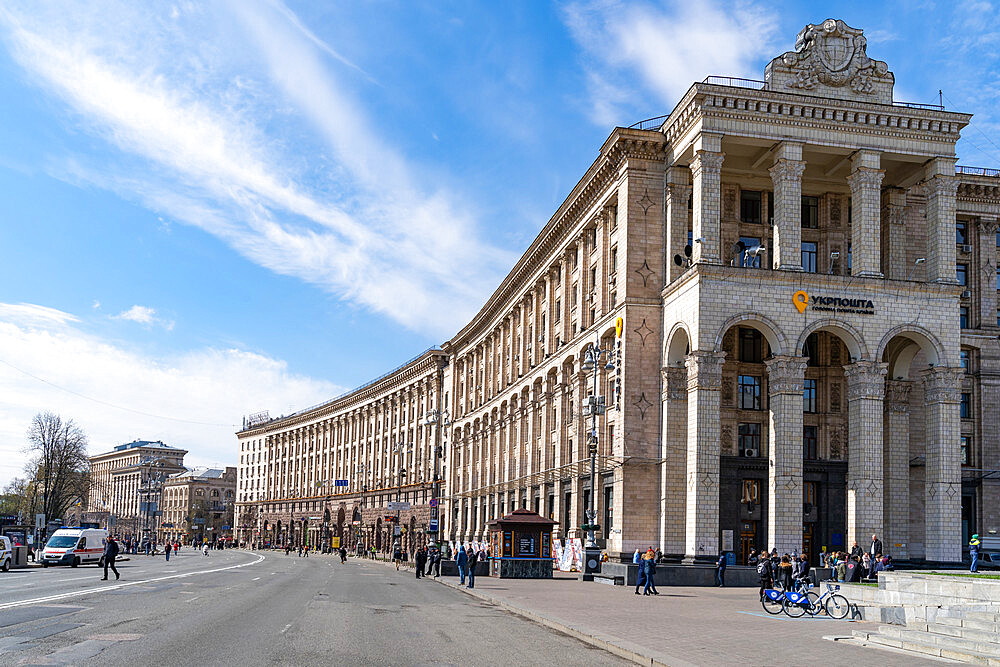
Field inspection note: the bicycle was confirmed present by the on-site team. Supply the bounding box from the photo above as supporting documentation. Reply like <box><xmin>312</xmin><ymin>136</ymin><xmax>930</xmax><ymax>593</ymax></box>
<box><xmin>801</xmin><ymin>582</ymin><xmax>851</xmax><ymax>619</ymax></box>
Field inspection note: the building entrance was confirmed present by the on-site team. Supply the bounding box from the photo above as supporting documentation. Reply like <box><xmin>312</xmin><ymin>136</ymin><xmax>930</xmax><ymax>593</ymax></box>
<box><xmin>739</xmin><ymin>522</ymin><xmax>757</xmax><ymax>566</ymax></box>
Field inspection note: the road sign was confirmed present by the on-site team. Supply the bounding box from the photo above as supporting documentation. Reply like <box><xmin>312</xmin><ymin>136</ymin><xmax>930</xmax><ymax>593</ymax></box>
<box><xmin>429</xmin><ymin>498</ymin><xmax>438</xmax><ymax>508</ymax></box>
<box><xmin>334</xmin><ymin>479</ymin><xmax>349</xmax><ymax>487</ymax></box>
<box><xmin>387</xmin><ymin>501</ymin><xmax>410</xmax><ymax>511</ymax></box>
<box><xmin>162</xmin><ymin>522</ymin><xmax>175</xmax><ymax>528</ymax></box>
<box><xmin>222</xmin><ymin>525</ymin><xmax>231</xmax><ymax>530</ymax></box>
<box><xmin>429</xmin><ymin>519</ymin><xmax>438</xmax><ymax>532</ymax></box>
<box><xmin>393</xmin><ymin>526</ymin><xmax>401</xmax><ymax>536</ymax></box>
<box><xmin>332</xmin><ymin>536</ymin><xmax>340</xmax><ymax>548</ymax></box>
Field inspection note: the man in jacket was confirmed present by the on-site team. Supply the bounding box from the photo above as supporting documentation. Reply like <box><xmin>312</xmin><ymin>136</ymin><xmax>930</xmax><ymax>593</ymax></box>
<box><xmin>849</xmin><ymin>541</ymin><xmax>863</xmax><ymax>559</ymax></box>
<box><xmin>757</xmin><ymin>550</ymin><xmax>772</xmax><ymax>598</ymax></box>
<box><xmin>415</xmin><ymin>547</ymin><xmax>427</xmax><ymax>579</ymax></box>
<box><xmin>715</xmin><ymin>552</ymin><xmax>727</xmax><ymax>587</ymax></box>
<box><xmin>869</xmin><ymin>534</ymin><xmax>883</xmax><ymax>561</ymax></box>
<box><xmin>466</xmin><ymin>548</ymin><xmax>478</xmax><ymax>589</ymax></box>
<box><xmin>970</xmin><ymin>534</ymin><xmax>981</xmax><ymax>573</ymax></box>
<box><xmin>101</xmin><ymin>536</ymin><xmax>120</xmax><ymax>581</ymax></box>
<box><xmin>457</xmin><ymin>545</ymin><xmax>468</xmax><ymax>585</ymax></box>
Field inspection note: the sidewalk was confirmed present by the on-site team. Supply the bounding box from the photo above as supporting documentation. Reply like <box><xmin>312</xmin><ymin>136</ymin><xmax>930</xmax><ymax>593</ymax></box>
<box><xmin>370</xmin><ymin>558</ymin><xmax>943</xmax><ymax>666</ymax></box>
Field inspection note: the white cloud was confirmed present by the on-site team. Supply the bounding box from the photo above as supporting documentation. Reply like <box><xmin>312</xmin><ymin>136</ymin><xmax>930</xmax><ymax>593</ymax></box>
<box><xmin>0</xmin><ymin>1</ymin><xmax>513</xmax><ymax>338</ymax></box>
<box><xmin>0</xmin><ymin>302</ymin><xmax>342</xmax><ymax>486</ymax></box>
<box><xmin>562</xmin><ymin>0</ymin><xmax>779</xmax><ymax>124</ymax></box>
<box><xmin>113</xmin><ymin>305</ymin><xmax>174</xmax><ymax>331</ymax></box>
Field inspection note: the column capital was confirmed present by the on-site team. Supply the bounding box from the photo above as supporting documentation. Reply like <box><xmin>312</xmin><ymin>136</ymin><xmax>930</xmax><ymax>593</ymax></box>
<box><xmin>885</xmin><ymin>379</ymin><xmax>913</xmax><ymax>412</ymax></box>
<box><xmin>977</xmin><ymin>215</ymin><xmax>999</xmax><ymax>235</ymax></box>
<box><xmin>924</xmin><ymin>173</ymin><xmax>959</xmax><ymax>200</ymax></box>
<box><xmin>920</xmin><ymin>366</ymin><xmax>963</xmax><ymax>404</ymax></box>
<box><xmin>846</xmin><ymin>167</ymin><xmax>885</xmax><ymax>192</ymax></box>
<box><xmin>685</xmin><ymin>350</ymin><xmax>726</xmax><ymax>390</ymax></box>
<box><xmin>768</xmin><ymin>158</ymin><xmax>806</xmax><ymax>184</ymax></box>
<box><xmin>764</xmin><ymin>356</ymin><xmax>808</xmax><ymax>394</ymax></box>
<box><xmin>690</xmin><ymin>150</ymin><xmax>724</xmax><ymax>177</ymax></box>
<box><xmin>665</xmin><ymin>181</ymin><xmax>692</xmax><ymax>203</ymax></box>
<box><xmin>843</xmin><ymin>361</ymin><xmax>888</xmax><ymax>400</ymax></box>
<box><xmin>660</xmin><ymin>366</ymin><xmax>687</xmax><ymax>400</ymax></box>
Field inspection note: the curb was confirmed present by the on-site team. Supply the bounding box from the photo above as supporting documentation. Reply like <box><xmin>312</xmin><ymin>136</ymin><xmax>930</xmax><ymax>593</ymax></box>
<box><xmin>365</xmin><ymin>557</ymin><xmax>697</xmax><ymax>667</ymax></box>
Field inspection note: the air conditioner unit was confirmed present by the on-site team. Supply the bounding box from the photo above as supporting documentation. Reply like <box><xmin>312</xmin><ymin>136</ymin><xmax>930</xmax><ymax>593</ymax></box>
<box><xmin>743</xmin><ymin>448</ymin><xmax>759</xmax><ymax>458</ymax></box>
<box><xmin>961</xmin><ymin>290</ymin><xmax>971</xmax><ymax>299</ymax></box>
<box><xmin>960</xmin><ymin>244</ymin><xmax>973</xmax><ymax>253</ymax></box>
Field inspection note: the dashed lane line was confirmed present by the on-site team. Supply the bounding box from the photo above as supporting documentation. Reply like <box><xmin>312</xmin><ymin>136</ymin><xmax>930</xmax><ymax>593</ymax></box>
<box><xmin>0</xmin><ymin>554</ymin><xmax>266</xmax><ymax>611</ymax></box>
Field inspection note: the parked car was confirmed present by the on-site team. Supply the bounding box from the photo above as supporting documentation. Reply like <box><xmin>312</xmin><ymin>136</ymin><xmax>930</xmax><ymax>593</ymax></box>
<box><xmin>40</xmin><ymin>528</ymin><xmax>108</xmax><ymax>567</ymax></box>
<box><xmin>0</xmin><ymin>536</ymin><xmax>12</xmax><ymax>572</ymax></box>
<box><xmin>965</xmin><ymin>551</ymin><xmax>1000</xmax><ymax>571</ymax></box>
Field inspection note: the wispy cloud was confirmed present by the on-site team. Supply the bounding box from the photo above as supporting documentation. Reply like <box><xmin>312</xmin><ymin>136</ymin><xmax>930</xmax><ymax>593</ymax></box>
<box><xmin>0</xmin><ymin>1</ymin><xmax>513</xmax><ymax>338</ymax></box>
<box><xmin>562</xmin><ymin>0</ymin><xmax>778</xmax><ymax>125</ymax></box>
<box><xmin>113</xmin><ymin>305</ymin><xmax>174</xmax><ymax>331</ymax></box>
<box><xmin>0</xmin><ymin>301</ymin><xmax>341</xmax><ymax>484</ymax></box>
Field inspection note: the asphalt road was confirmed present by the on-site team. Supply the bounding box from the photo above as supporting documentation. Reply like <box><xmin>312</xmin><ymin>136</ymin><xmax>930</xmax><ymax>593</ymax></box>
<box><xmin>0</xmin><ymin>550</ymin><xmax>626</xmax><ymax>666</ymax></box>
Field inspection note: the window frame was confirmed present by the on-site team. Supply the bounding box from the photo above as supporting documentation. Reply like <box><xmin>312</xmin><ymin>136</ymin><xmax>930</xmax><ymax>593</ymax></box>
<box><xmin>737</xmin><ymin>422</ymin><xmax>762</xmax><ymax>457</ymax></box>
<box><xmin>740</xmin><ymin>189</ymin><xmax>762</xmax><ymax>225</ymax></box>
<box><xmin>738</xmin><ymin>375</ymin><xmax>762</xmax><ymax>410</ymax></box>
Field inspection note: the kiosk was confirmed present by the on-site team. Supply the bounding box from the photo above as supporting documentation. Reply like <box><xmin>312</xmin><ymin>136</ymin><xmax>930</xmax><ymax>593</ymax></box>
<box><xmin>487</xmin><ymin>509</ymin><xmax>556</xmax><ymax>579</ymax></box>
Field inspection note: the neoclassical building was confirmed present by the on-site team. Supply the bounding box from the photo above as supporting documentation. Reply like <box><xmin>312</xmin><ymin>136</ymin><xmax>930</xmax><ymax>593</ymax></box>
<box><xmin>237</xmin><ymin>20</ymin><xmax>999</xmax><ymax>564</ymax></box>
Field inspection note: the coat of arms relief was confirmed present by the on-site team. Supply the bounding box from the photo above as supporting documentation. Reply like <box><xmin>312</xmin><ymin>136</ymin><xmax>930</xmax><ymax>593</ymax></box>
<box><xmin>765</xmin><ymin>19</ymin><xmax>894</xmax><ymax>104</ymax></box>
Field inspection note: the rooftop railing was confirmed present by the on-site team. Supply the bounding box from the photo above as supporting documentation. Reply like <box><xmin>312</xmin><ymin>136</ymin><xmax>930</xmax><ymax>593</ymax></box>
<box><xmin>956</xmin><ymin>165</ymin><xmax>1000</xmax><ymax>177</ymax></box>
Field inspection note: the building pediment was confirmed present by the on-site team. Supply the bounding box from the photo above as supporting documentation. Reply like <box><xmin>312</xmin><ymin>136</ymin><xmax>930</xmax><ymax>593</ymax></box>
<box><xmin>765</xmin><ymin>19</ymin><xmax>893</xmax><ymax>104</ymax></box>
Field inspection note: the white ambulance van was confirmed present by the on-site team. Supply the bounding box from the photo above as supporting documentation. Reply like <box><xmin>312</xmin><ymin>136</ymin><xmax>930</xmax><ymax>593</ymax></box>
<box><xmin>40</xmin><ymin>527</ymin><xmax>108</xmax><ymax>568</ymax></box>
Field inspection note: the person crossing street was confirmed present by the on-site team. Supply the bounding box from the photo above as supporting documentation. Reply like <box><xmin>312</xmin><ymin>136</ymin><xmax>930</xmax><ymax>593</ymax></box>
<box><xmin>165</xmin><ymin>542</ymin><xmax>172</xmax><ymax>562</ymax></box>
<box><xmin>101</xmin><ymin>535</ymin><xmax>120</xmax><ymax>581</ymax></box>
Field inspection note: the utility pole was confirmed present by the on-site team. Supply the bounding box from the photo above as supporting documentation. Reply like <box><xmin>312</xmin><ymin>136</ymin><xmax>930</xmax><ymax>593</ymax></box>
<box><xmin>580</xmin><ymin>334</ymin><xmax>615</xmax><ymax>581</ymax></box>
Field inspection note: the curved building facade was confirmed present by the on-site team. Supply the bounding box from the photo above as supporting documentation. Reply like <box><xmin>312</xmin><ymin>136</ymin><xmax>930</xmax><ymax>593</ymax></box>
<box><xmin>237</xmin><ymin>20</ymin><xmax>1000</xmax><ymax>564</ymax></box>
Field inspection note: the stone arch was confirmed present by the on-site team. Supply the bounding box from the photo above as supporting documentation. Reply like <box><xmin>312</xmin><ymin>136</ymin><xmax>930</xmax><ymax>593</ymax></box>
<box><xmin>877</xmin><ymin>324</ymin><xmax>946</xmax><ymax>379</ymax></box>
<box><xmin>713</xmin><ymin>312</ymin><xmax>788</xmax><ymax>356</ymax></box>
<box><xmin>665</xmin><ymin>322</ymin><xmax>692</xmax><ymax>366</ymax></box>
<box><xmin>795</xmin><ymin>318</ymin><xmax>870</xmax><ymax>362</ymax></box>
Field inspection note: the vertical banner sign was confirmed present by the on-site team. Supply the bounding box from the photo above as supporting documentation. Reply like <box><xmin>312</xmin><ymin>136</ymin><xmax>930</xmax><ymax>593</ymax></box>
<box><xmin>614</xmin><ymin>317</ymin><xmax>624</xmax><ymax>409</ymax></box>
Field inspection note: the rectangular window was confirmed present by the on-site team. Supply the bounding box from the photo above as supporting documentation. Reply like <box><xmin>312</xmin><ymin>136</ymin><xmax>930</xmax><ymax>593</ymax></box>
<box><xmin>767</xmin><ymin>191</ymin><xmax>774</xmax><ymax>225</ymax></box>
<box><xmin>801</xmin><ymin>241</ymin><xmax>818</xmax><ymax>273</ymax></box>
<box><xmin>610</xmin><ymin>205</ymin><xmax>618</xmax><ymax>231</ymax></box>
<box><xmin>738</xmin><ymin>423</ymin><xmax>761</xmax><ymax>457</ymax></box>
<box><xmin>739</xmin><ymin>236</ymin><xmax>763</xmax><ymax>268</ymax></box>
<box><xmin>554</xmin><ymin>299</ymin><xmax>561</xmax><ymax>323</ymax></box>
<box><xmin>741</xmin><ymin>479</ymin><xmax>760</xmax><ymax>504</ymax></box>
<box><xmin>956</xmin><ymin>221</ymin><xmax>968</xmax><ymax>245</ymax></box>
<box><xmin>590</xmin><ymin>265</ymin><xmax>597</xmax><ymax>292</ymax></box>
<box><xmin>996</xmin><ymin>268</ymin><xmax>999</xmax><ymax>291</ymax></box>
<box><xmin>803</xmin><ymin>425</ymin><xmax>818</xmax><ymax>460</ymax></box>
<box><xmin>610</xmin><ymin>246</ymin><xmax>618</xmax><ymax>273</ymax></box>
<box><xmin>960</xmin><ymin>392</ymin><xmax>971</xmax><ymax>419</ymax></box>
<box><xmin>961</xmin><ymin>436</ymin><xmax>971</xmax><ymax>466</ymax></box>
<box><xmin>960</xmin><ymin>349</ymin><xmax>970</xmax><ymax>373</ymax></box>
<box><xmin>740</xmin><ymin>190</ymin><xmax>762</xmax><ymax>224</ymax></box>
<box><xmin>610</xmin><ymin>291</ymin><xmax>617</xmax><ymax>308</ymax></box>
<box><xmin>572</xmin><ymin>282</ymin><xmax>578</xmax><ymax>307</ymax></box>
<box><xmin>801</xmin><ymin>196</ymin><xmax>819</xmax><ymax>228</ymax></box>
<box><xmin>960</xmin><ymin>306</ymin><xmax>969</xmax><ymax>329</ymax></box>
<box><xmin>847</xmin><ymin>243</ymin><xmax>852</xmax><ymax>272</ymax></box>
<box><xmin>803</xmin><ymin>379</ymin><xmax>817</xmax><ymax>413</ymax></box>
<box><xmin>957</xmin><ymin>264</ymin><xmax>968</xmax><ymax>286</ymax></box>
<box><xmin>603</xmin><ymin>486</ymin><xmax>613</xmax><ymax>533</ymax></box>
<box><xmin>738</xmin><ymin>375</ymin><xmax>762</xmax><ymax>410</ymax></box>
<box><xmin>739</xmin><ymin>328</ymin><xmax>763</xmax><ymax>363</ymax></box>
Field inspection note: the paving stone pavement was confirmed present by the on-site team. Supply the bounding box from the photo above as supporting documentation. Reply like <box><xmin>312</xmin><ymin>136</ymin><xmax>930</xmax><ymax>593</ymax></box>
<box><xmin>376</xmin><ymin>559</ymin><xmax>946</xmax><ymax>666</ymax></box>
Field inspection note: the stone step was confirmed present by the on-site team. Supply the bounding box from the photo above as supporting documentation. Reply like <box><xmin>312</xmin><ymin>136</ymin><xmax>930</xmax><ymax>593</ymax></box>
<box><xmin>853</xmin><ymin>630</ymin><xmax>1000</xmax><ymax>664</ymax></box>
<box><xmin>877</xmin><ymin>626</ymin><xmax>1000</xmax><ymax>658</ymax></box>
<box><xmin>965</xmin><ymin>611</ymin><xmax>1000</xmax><ymax>624</ymax></box>
<box><xmin>927</xmin><ymin>622</ymin><xmax>1000</xmax><ymax>643</ymax></box>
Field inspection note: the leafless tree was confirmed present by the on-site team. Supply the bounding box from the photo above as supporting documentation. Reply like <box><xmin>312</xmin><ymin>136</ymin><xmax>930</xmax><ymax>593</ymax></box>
<box><xmin>23</xmin><ymin>412</ymin><xmax>91</xmax><ymax>532</ymax></box>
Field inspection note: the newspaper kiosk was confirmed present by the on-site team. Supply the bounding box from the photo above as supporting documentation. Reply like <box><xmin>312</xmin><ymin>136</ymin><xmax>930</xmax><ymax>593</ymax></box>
<box><xmin>487</xmin><ymin>509</ymin><xmax>556</xmax><ymax>579</ymax></box>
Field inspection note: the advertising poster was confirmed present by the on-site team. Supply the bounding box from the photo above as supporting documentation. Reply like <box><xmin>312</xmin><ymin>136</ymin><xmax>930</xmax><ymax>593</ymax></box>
<box><xmin>568</xmin><ymin>538</ymin><xmax>584</xmax><ymax>571</ymax></box>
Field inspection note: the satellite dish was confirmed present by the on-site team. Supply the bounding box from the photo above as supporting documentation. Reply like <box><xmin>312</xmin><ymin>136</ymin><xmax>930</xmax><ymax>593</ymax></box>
<box><xmin>673</xmin><ymin>254</ymin><xmax>684</xmax><ymax>266</ymax></box>
<box><xmin>684</xmin><ymin>244</ymin><xmax>692</xmax><ymax>257</ymax></box>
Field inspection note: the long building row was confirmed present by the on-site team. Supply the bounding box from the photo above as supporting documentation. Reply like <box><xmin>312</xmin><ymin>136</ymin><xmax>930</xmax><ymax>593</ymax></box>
<box><xmin>235</xmin><ymin>20</ymin><xmax>1000</xmax><ymax>564</ymax></box>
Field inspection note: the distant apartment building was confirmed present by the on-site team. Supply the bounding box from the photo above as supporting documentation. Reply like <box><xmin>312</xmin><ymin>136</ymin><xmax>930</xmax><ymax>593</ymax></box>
<box><xmin>160</xmin><ymin>467</ymin><xmax>237</xmax><ymax>545</ymax></box>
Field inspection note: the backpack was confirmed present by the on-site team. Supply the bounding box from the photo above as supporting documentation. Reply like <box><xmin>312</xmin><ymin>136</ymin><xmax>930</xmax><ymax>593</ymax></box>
<box><xmin>757</xmin><ymin>560</ymin><xmax>768</xmax><ymax>576</ymax></box>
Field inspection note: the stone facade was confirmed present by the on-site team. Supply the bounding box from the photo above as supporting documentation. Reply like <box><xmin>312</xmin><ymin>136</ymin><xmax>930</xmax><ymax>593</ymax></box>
<box><xmin>237</xmin><ymin>20</ymin><xmax>1000</xmax><ymax>565</ymax></box>
<box><xmin>159</xmin><ymin>467</ymin><xmax>236</xmax><ymax>545</ymax></box>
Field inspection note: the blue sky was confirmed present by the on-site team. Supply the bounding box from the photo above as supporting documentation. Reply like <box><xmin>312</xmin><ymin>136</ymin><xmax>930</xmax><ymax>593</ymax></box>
<box><xmin>1</xmin><ymin>1</ymin><xmax>999</xmax><ymax>485</ymax></box>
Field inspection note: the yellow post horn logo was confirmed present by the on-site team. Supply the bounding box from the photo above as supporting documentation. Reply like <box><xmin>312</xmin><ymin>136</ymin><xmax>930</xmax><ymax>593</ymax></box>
<box><xmin>793</xmin><ymin>291</ymin><xmax>809</xmax><ymax>314</ymax></box>
<box><xmin>615</xmin><ymin>317</ymin><xmax>624</xmax><ymax>338</ymax></box>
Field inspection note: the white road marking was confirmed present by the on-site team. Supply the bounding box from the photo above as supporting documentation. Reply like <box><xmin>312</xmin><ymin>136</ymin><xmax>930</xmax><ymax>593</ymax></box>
<box><xmin>252</xmin><ymin>577</ymin><xmax>261</xmax><ymax>581</ymax></box>
<box><xmin>281</xmin><ymin>624</ymin><xmax>292</xmax><ymax>634</ymax></box>
<box><xmin>0</xmin><ymin>554</ymin><xmax>267</xmax><ymax>610</ymax></box>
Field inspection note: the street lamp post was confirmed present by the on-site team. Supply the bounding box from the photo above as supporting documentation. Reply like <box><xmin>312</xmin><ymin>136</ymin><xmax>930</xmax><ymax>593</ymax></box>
<box><xmin>423</xmin><ymin>399</ymin><xmax>450</xmax><ymax>545</ymax></box>
<box><xmin>580</xmin><ymin>337</ymin><xmax>614</xmax><ymax>579</ymax></box>
<box><xmin>391</xmin><ymin>441</ymin><xmax>411</xmax><ymax>553</ymax></box>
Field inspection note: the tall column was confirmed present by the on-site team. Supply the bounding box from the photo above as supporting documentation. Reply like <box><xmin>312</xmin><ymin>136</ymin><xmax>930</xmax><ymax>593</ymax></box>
<box><xmin>660</xmin><ymin>366</ymin><xmax>688</xmax><ymax>557</ymax></box>
<box><xmin>847</xmin><ymin>150</ymin><xmax>884</xmax><ymax>277</ymax></box>
<box><xmin>978</xmin><ymin>217</ymin><xmax>999</xmax><ymax>328</ymax></box>
<box><xmin>769</xmin><ymin>143</ymin><xmax>806</xmax><ymax>271</ymax></box>
<box><xmin>881</xmin><ymin>187</ymin><xmax>907</xmax><ymax>280</ymax></box>
<box><xmin>924</xmin><ymin>158</ymin><xmax>959</xmax><ymax>283</ymax></box>
<box><xmin>765</xmin><ymin>356</ymin><xmax>808</xmax><ymax>554</ymax></box>
<box><xmin>843</xmin><ymin>361</ymin><xmax>888</xmax><ymax>548</ymax></box>
<box><xmin>883</xmin><ymin>380</ymin><xmax>911</xmax><ymax>559</ymax></box>
<box><xmin>921</xmin><ymin>367</ymin><xmax>963</xmax><ymax>562</ymax></box>
<box><xmin>665</xmin><ymin>167</ymin><xmax>692</xmax><ymax>282</ymax></box>
<box><xmin>684</xmin><ymin>350</ymin><xmax>725</xmax><ymax>562</ymax></box>
<box><xmin>690</xmin><ymin>135</ymin><xmax>724</xmax><ymax>265</ymax></box>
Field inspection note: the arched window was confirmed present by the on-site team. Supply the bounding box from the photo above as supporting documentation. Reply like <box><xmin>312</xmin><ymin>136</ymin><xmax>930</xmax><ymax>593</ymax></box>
<box><xmin>195</xmin><ymin>489</ymin><xmax>204</xmax><ymax>497</ymax></box>
<box><xmin>211</xmin><ymin>489</ymin><xmax>220</xmax><ymax>498</ymax></box>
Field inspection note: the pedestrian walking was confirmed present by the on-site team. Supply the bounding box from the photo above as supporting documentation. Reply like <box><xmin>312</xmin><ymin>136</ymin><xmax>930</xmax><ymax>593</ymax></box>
<box><xmin>304</xmin><ymin>545</ymin><xmax>310</xmax><ymax>558</ymax></box>
<box><xmin>642</xmin><ymin>547</ymin><xmax>658</xmax><ymax>595</ymax></box>
<box><xmin>457</xmin><ymin>545</ymin><xmax>468</xmax><ymax>585</ymax></box>
<box><xmin>392</xmin><ymin>542</ymin><xmax>402</xmax><ymax>570</ymax></box>
<box><xmin>430</xmin><ymin>544</ymin><xmax>441</xmax><ymax>577</ymax></box>
<box><xmin>466</xmin><ymin>547</ymin><xmax>478</xmax><ymax>589</ymax></box>
<box><xmin>339</xmin><ymin>546</ymin><xmax>347</xmax><ymax>563</ymax></box>
<box><xmin>715</xmin><ymin>552</ymin><xmax>727</xmax><ymax>587</ymax></box>
<box><xmin>165</xmin><ymin>542</ymin><xmax>172</xmax><ymax>562</ymax></box>
<box><xmin>101</xmin><ymin>536</ymin><xmax>120</xmax><ymax>581</ymax></box>
<box><xmin>634</xmin><ymin>551</ymin><xmax>647</xmax><ymax>595</ymax></box>
<box><xmin>415</xmin><ymin>547</ymin><xmax>427</xmax><ymax>579</ymax></box>
<box><xmin>970</xmin><ymin>534</ymin><xmax>981</xmax><ymax>573</ymax></box>
<box><xmin>203</xmin><ymin>543</ymin><xmax>210</xmax><ymax>557</ymax></box>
